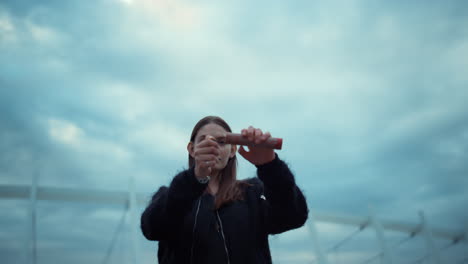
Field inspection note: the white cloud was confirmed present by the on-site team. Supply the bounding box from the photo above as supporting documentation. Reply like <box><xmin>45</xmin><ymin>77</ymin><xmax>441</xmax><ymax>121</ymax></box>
<box><xmin>135</xmin><ymin>0</ymin><xmax>206</xmax><ymax>30</ymax></box>
<box><xmin>93</xmin><ymin>81</ymin><xmax>155</xmax><ymax>122</ymax></box>
<box><xmin>117</xmin><ymin>0</ymin><xmax>134</xmax><ymax>5</ymax></box>
<box><xmin>435</xmin><ymin>131</ymin><xmax>467</xmax><ymax>168</ymax></box>
<box><xmin>128</xmin><ymin>121</ymin><xmax>187</xmax><ymax>160</ymax></box>
<box><xmin>375</xmin><ymin>15</ymin><xmax>401</xmax><ymax>42</ymax></box>
<box><xmin>2</xmin><ymin>1</ymin><xmax>468</xmax><ymax>263</ymax></box>
<box><xmin>48</xmin><ymin>118</ymin><xmax>83</xmax><ymax>146</ymax></box>
<box><xmin>0</xmin><ymin>10</ymin><xmax>17</xmax><ymax>44</ymax></box>
<box><xmin>25</xmin><ymin>20</ymin><xmax>62</xmax><ymax>45</ymax></box>
<box><xmin>47</xmin><ymin>118</ymin><xmax>132</xmax><ymax>162</ymax></box>
<box><xmin>0</xmin><ymin>12</ymin><xmax>14</xmax><ymax>31</ymax></box>
<box><xmin>445</xmin><ymin>37</ymin><xmax>468</xmax><ymax>83</ymax></box>
<box><xmin>380</xmin><ymin>105</ymin><xmax>459</xmax><ymax>144</ymax></box>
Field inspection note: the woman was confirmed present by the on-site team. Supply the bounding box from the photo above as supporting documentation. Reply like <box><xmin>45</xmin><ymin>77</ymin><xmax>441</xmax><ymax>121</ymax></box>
<box><xmin>141</xmin><ymin>116</ymin><xmax>308</xmax><ymax>264</ymax></box>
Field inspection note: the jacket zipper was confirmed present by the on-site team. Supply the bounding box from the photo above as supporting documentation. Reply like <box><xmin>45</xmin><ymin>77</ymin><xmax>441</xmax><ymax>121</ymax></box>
<box><xmin>216</xmin><ymin>211</ymin><xmax>230</xmax><ymax>264</ymax></box>
<box><xmin>190</xmin><ymin>198</ymin><xmax>202</xmax><ymax>264</ymax></box>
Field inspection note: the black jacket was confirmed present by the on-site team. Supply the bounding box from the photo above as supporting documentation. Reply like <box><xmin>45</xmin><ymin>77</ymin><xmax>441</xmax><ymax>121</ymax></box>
<box><xmin>141</xmin><ymin>155</ymin><xmax>308</xmax><ymax>264</ymax></box>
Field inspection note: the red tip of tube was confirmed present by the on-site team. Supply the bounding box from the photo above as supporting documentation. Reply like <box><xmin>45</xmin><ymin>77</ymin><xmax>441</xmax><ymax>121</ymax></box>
<box><xmin>276</xmin><ymin>138</ymin><xmax>283</xmax><ymax>150</ymax></box>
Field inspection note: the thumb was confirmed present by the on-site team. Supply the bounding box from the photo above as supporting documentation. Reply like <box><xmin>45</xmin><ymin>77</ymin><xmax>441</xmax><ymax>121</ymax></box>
<box><xmin>207</xmin><ymin>166</ymin><xmax>212</xmax><ymax>176</ymax></box>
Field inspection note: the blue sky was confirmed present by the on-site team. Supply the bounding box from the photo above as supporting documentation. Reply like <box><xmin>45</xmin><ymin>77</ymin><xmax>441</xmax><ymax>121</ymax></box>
<box><xmin>1</xmin><ymin>0</ymin><xmax>468</xmax><ymax>263</ymax></box>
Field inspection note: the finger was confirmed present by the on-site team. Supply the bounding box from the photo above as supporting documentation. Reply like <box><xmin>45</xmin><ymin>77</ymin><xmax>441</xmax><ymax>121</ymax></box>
<box><xmin>196</xmin><ymin>158</ymin><xmax>217</xmax><ymax>170</ymax></box>
<box><xmin>247</xmin><ymin>126</ymin><xmax>255</xmax><ymax>141</ymax></box>
<box><xmin>198</xmin><ymin>161</ymin><xmax>215</xmax><ymax>170</ymax></box>
<box><xmin>206</xmin><ymin>135</ymin><xmax>217</xmax><ymax>142</ymax></box>
<box><xmin>195</xmin><ymin>144</ymin><xmax>219</xmax><ymax>152</ymax></box>
<box><xmin>196</xmin><ymin>138</ymin><xmax>219</xmax><ymax>148</ymax></box>
<box><xmin>260</xmin><ymin>131</ymin><xmax>271</xmax><ymax>142</ymax></box>
<box><xmin>195</xmin><ymin>143</ymin><xmax>220</xmax><ymax>155</ymax></box>
<box><xmin>196</xmin><ymin>154</ymin><xmax>218</xmax><ymax>163</ymax></box>
<box><xmin>197</xmin><ymin>161</ymin><xmax>213</xmax><ymax>176</ymax></box>
<box><xmin>254</xmin><ymin>128</ymin><xmax>262</xmax><ymax>144</ymax></box>
<box><xmin>241</xmin><ymin>129</ymin><xmax>248</xmax><ymax>137</ymax></box>
<box><xmin>194</xmin><ymin>146</ymin><xmax>219</xmax><ymax>156</ymax></box>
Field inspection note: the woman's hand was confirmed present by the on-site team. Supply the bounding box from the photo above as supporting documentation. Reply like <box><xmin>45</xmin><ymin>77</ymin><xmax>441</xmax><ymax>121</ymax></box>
<box><xmin>192</xmin><ymin>135</ymin><xmax>220</xmax><ymax>179</ymax></box>
<box><xmin>238</xmin><ymin>126</ymin><xmax>275</xmax><ymax>166</ymax></box>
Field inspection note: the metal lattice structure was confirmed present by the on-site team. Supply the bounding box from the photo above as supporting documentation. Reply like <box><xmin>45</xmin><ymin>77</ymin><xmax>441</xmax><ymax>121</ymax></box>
<box><xmin>1</xmin><ymin>183</ymin><xmax>467</xmax><ymax>264</ymax></box>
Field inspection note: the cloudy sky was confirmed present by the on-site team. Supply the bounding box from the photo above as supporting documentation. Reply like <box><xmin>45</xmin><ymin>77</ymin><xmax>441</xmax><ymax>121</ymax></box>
<box><xmin>1</xmin><ymin>0</ymin><xmax>467</xmax><ymax>263</ymax></box>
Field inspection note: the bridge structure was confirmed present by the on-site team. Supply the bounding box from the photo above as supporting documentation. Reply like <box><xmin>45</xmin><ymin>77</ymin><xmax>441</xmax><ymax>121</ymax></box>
<box><xmin>1</xmin><ymin>182</ymin><xmax>467</xmax><ymax>264</ymax></box>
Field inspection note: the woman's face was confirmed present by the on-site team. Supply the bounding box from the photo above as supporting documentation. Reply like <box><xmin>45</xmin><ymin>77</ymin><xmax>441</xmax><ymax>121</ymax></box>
<box><xmin>192</xmin><ymin>123</ymin><xmax>236</xmax><ymax>171</ymax></box>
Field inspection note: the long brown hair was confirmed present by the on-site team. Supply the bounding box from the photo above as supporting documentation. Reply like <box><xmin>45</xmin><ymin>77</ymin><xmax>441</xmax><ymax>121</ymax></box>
<box><xmin>189</xmin><ymin>116</ymin><xmax>248</xmax><ymax>209</ymax></box>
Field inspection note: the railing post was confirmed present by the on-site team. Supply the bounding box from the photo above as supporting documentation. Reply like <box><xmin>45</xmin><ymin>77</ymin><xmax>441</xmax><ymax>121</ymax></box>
<box><xmin>464</xmin><ymin>223</ymin><xmax>468</xmax><ymax>261</ymax></box>
<box><xmin>369</xmin><ymin>207</ymin><xmax>394</xmax><ymax>264</ymax></box>
<box><xmin>29</xmin><ymin>172</ymin><xmax>38</xmax><ymax>264</ymax></box>
<box><xmin>419</xmin><ymin>211</ymin><xmax>441</xmax><ymax>264</ymax></box>
<box><xmin>129</xmin><ymin>177</ymin><xmax>139</xmax><ymax>264</ymax></box>
<box><xmin>307</xmin><ymin>210</ymin><xmax>329</xmax><ymax>264</ymax></box>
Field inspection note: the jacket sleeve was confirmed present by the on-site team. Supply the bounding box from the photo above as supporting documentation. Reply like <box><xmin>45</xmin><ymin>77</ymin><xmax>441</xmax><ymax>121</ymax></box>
<box><xmin>256</xmin><ymin>154</ymin><xmax>309</xmax><ymax>235</ymax></box>
<box><xmin>140</xmin><ymin>167</ymin><xmax>208</xmax><ymax>241</ymax></box>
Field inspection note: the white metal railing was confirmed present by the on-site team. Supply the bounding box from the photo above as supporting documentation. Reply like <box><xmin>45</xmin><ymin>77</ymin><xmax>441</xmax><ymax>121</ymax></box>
<box><xmin>1</xmin><ymin>184</ymin><xmax>467</xmax><ymax>264</ymax></box>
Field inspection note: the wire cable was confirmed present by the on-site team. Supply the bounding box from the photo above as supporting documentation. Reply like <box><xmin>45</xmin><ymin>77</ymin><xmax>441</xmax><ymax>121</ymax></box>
<box><xmin>405</xmin><ymin>241</ymin><xmax>456</xmax><ymax>264</ymax></box>
<box><xmin>390</xmin><ymin>235</ymin><xmax>413</xmax><ymax>249</ymax></box>
<box><xmin>102</xmin><ymin>206</ymin><xmax>128</xmax><ymax>264</ymax></box>
<box><xmin>359</xmin><ymin>252</ymin><xmax>382</xmax><ymax>264</ymax></box>
<box><xmin>358</xmin><ymin>234</ymin><xmax>418</xmax><ymax>264</ymax></box>
<box><xmin>326</xmin><ymin>227</ymin><xmax>363</xmax><ymax>253</ymax></box>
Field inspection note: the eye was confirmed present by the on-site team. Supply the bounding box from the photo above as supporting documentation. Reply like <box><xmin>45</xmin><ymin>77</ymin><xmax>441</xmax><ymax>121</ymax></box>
<box><xmin>217</xmin><ymin>139</ymin><xmax>226</xmax><ymax>145</ymax></box>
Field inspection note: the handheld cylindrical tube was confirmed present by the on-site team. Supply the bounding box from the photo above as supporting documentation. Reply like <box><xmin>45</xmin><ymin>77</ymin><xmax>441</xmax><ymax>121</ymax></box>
<box><xmin>225</xmin><ymin>133</ymin><xmax>283</xmax><ymax>150</ymax></box>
